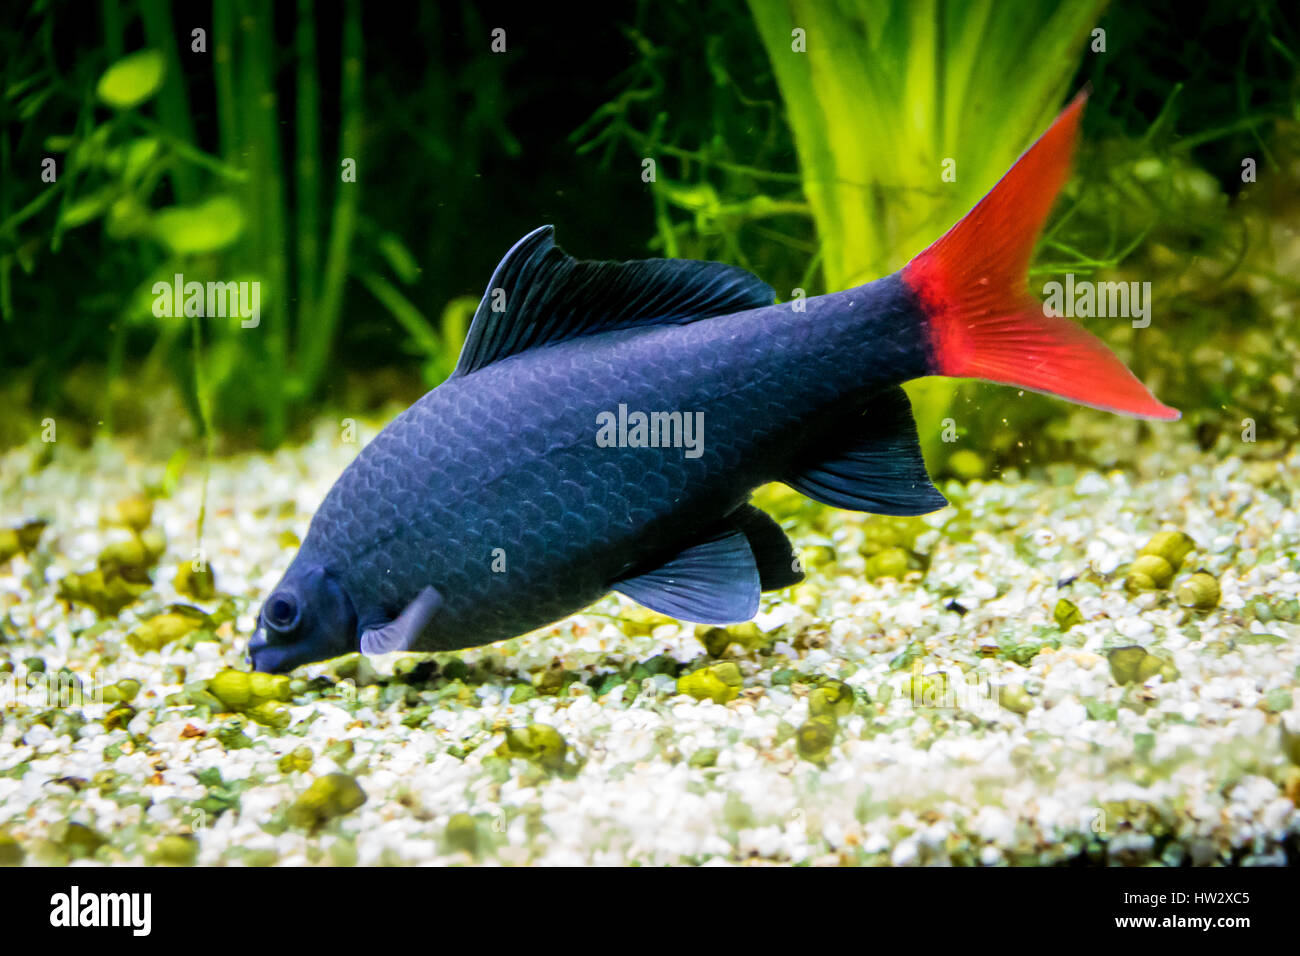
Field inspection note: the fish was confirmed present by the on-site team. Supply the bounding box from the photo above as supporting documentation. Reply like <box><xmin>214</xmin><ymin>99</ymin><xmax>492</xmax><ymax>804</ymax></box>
<box><xmin>247</xmin><ymin>92</ymin><xmax>1177</xmax><ymax>674</ymax></box>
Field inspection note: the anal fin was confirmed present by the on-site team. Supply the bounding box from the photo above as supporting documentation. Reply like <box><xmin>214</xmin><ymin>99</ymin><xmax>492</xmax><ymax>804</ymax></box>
<box><xmin>731</xmin><ymin>503</ymin><xmax>803</xmax><ymax>591</ymax></box>
<box><xmin>784</xmin><ymin>387</ymin><xmax>948</xmax><ymax>516</ymax></box>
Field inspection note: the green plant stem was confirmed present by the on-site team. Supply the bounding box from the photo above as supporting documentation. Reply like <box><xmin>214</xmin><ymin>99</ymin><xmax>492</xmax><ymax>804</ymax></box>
<box><xmin>190</xmin><ymin>309</ymin><xmax>213</xmax><ymax>550</ymax></box>
<box><xmin>100</xmin><ymin>0</ymin><xmax>124</xmax><ymax>59</ymax></box>
<box><xmin>357</xmin><ymin>272</ymin><xmax>440</xmax><ymax>356</ymax></box>
<box><xmin>295</xmin><ymin>0</ymin><xmax>321</xmax><ymax>378</ymax></box>
<box><xmin>239</xmin><ymin>0</ymin><xmax>288</xmax><ymax>445</ymax></box>
<box><xmin>212</xmin><ymin>0</ymin><xmax>238</xmax><ymax>160</ymax></box>
<box><xmin>140</xmin><ymin>0</ymin><xmax>199</xmax><ymax>202</ymax></box>
<box><xmin>124</xmin><ymin>115</ymin><xmax>249</xmax><ymax>182</ymax></box>
<box><xmin>301</xmin><ymin>0</ymin><xmax>363</xmax><ymax>399</ymax></box>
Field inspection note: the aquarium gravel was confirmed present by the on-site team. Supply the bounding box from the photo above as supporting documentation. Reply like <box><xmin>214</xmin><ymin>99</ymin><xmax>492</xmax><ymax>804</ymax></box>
<box><xmin>1</xmin><ymin>416</ymin><xmax>1297</xmax><ymax>867</ymax></box>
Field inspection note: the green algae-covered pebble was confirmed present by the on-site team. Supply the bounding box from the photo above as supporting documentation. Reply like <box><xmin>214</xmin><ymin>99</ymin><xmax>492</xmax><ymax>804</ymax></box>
<box><xmin>619</xmin><ymin>605</ymin><xmax>674</xmax><ymax>637</ymax></box>
<box><xmin>103</xmin><ymin>704</ymin><xmax>135</xmax><ymax>731</ymax></box>
<box><xmin>278</xmin><ymin>745</ymin><xmax>314</xmax><ymax>773</ymax></box>
<box><xmin>215</xmin><ymin>717</ymin><xmax>252</xmax><ymax>750</ymax></box>
<box><xmin>111</xmin><ymin>494</ymin><xmax>154</xmax><ymax>533</ymax></box>
<box><xmin>795</xmin><ymin>716</ymin><xmax>837</xmax><ymax>763</ymax></box>
<box><xmin>289</xmin><ymin>773</ymin><xmax>367</xmax><ymax>830</ymax></box>
<box><xmin>150</xmin><ymin>834</ymin><xmax>198</xmax><ymax>866</ymax></box>
<box><xmin>510</xmin><ymin>683</ymin><xmax>538</xmax><ymax>704</ymax></box>
<box><xmin>174</xmin><ymin>561</ymin><xmax>216</xmax><ymax>600</ymax></box>
<box><xmin>689</xmin><ymin>747</ymin><xmax>719</xmax><ymax>769</ymax></box>
<box><xmin>332</xmin><ymin>652</ymin><xmax>380</xmax><ymax>686</ymax></box>
<box><xmin>58</xmin><ymin>568</ymin><xmax>149</xmax><ymax>616</ymax></box>
<box><xmin>998</xmin><ymin>684</ymin><xmax>1033</xmax><ymax>716</ymax></box>
<box><xmin>532</xmin><ymin>666</ymin><xmax>573</xmax><ymax>695</ymax></box>
<box><xmin>864</xmin><ymin>546</ymin><xmax>910</xmax><ymax>580</ymax></box>
<box><xmin>248</xmin><ymin>671</ymin><xmax>292</xmax><ymax>703</ymax></box>
<box><xmin>392</xmin><ymin>656</ymin><xmax>436</xmax><ymax>683</ymax></box>
<box><xmin>241</xmin><ymin>847</ymin><xmax>280</xmax><ymax>866</ymax></box>
<box><xmin>439</xmin><ymin>658</ymin><xmax>469</xmax><ymax>682</ymax></box>
<box><xmin>15</xmin><ymin>520</ymin><xmax>46</xmax><ymax>551</ymax></box>
<box><xmin>947</xmin><ymin>449</ymin><xmax>987</xmax><ymax>481</ymax></box>
<box><xmin>809</xmin><ymin>679</ymin><xmax>855</xmax><ymax>718</ymax></box>
<box><xmin>0</xmin><ymin>529</ymin><xmax>20</xmax><ymax>565</ymax></box>
<box><xmin>1261</xmin><ymin>688</ymin><xmax>1292</xmax><ymax>713</ymax></box>
<box><xmin>126</xmin><ymin>606</ymin><xmax>208</xmax><ymax>653</ymax></box>
<box><xmin>97</xmin><ymin>536</ymin><xmax>153</xmax><ymax>581</ymax></box>
<box><xmin>699</xmin><ymin>627</ymin><xmax>733</xmax><ymax>658</ymax></box>
<box><xmin>329</xmin><ymin>837</ymin><xmax>358</xmax><ymax>866</ymax></box>
<box><xmin>1125</xmin><ymin>554</ymin><xmax>1174</xmax><ymax>592</ymax></box>
<box><xmin>523</xmin><ymin>725</ymin><xmax>568</xmax><ymax>769</ymax></box>
<box><xmin>103</xmin><ymin>677</ymin><xmax>141</xmax><ymax>703</ymax></box>
<box><xmin>1176</xmin><ymin>571</ymin><xmax>1220</xmax><ymax>610</ymax></box>
<box><xmin>799</xmin><ymin>543</ymin><xmax>837</xmax><ymax>570</ymax></box>
<box><xmin>1137</xmin><ymin>654</ymin><xmax>1166</xmax><ymax>683</ymax></box>
<box><xmin>0</xmin><ymin>829</ymin><xmax>23</xmax><ymax>865</ymax></box>
<box><xmin>1053</xmin><ymin>598</ymin><xmax>1084</xmax><ymax>630</ymax></box>
<box><xmin>630</xmin><ymin>654</ymin><xmax>679</xmax><ymax>681</ymax></box>
<box><xmin>1108</xmin><ymin>645</ymin><xmax>1164</xmax><ymax>685</ymax></box>
<box><xmin>182</xmin><ymin>680</ymin><xmax>224</xmax><ymax>711</ymax></box>
<box><xmin>497</xmin><ymin>723</ymin><xmax>568</xmax><ymax>771</ymax></box>
<box><xmin>1107</xmin><ymin>645</ymin><xmax>1146</xmax><ymax>684</ymax></box>
<box><xmin>0</xmin><ymin>520</ymin><xmax>46</xmax><ymax>563</ymax></box>
<box><xmin>1282</xmin><ymin>716</ymin><xmax>1300</xmax><ymax>766</ymax></box>
<box><xmin>400</xmin><ymin>704</ymin><xmax>434</xmax><ymax>728</ymax></box>
<box><xmin>704</xmin><ymin>622</ymin><xmax>767</xmax><ymax>654</ymax></box>
<box><xmin>52</xmin><ymin>821</ymin><xmax>106</xmax><ymax>859</ymax></box>
<box><xmin>903</xmin><ymin>671</ymin><xmax>950</xmax><ymax>707</ymax></box>
<box><xmin>445</xmin><ymin>813</ymin><xmax>479</xmax><ymax>855</ymax></box>
<box><xmin>676</xmin><ymin>662</ymin><xmax>743</xmax><ymax>704</ymax></box>
<box><xmin>1139</xmin><ymin>531</ymin><xmax>1195</xmax><ymax>571</ymax></box>
<box><xmin>860</xmin><ymin>515</ymin><xmax>924</xmax><ymax>553</ymax></box>
<box><xmin>209</xmin><ymin>668</ymin><xmax>252</xmax><ymax>709</ymax></box>
<box><xmin>139</xmin><ymin>528</ymin><xmax>166</xmax><ymax>563</ymax></box>
<box><xmin>247</xmin><ymin>700</ymin><xmax>291</xmax><ymax>731</ymax></box>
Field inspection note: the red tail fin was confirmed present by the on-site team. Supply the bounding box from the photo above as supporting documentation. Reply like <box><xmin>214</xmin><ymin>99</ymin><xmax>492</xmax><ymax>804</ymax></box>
<box><xmin>902</xmin><ymin>92</ymin><xmax>1179</xmax><ymax>421</ymax></box>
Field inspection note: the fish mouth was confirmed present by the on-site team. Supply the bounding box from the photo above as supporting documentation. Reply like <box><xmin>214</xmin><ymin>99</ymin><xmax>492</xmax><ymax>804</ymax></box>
<box><xmin>245</xmin><ymin>626</ymin><xmax>270</xmax><ymax>668</ymax></box>
<box><xmin>246</xmin><ymin>626</ymin><xmax>305</xmax><ymax>674</ymax></box>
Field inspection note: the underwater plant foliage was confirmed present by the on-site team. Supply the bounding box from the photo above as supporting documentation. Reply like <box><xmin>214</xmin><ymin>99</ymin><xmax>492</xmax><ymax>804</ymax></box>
<box><xmin>0</xmin><ymin>0</ymin><xmax>1296</xmax><ymax>466</ymax></box>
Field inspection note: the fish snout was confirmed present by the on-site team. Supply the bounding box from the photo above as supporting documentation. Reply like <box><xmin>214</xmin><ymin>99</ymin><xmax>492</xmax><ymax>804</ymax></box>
<box><xmin>246</xmin><ymin>626</ymin><xmax>270</xmax><ymax>669</ymax></box>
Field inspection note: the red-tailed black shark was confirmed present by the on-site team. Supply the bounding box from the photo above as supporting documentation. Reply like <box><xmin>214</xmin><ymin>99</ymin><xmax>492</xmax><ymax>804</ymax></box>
<box><xmin>249</xmin><ymin>93</ymin><xmax>1176</xmax><ymax>674</ymax></box>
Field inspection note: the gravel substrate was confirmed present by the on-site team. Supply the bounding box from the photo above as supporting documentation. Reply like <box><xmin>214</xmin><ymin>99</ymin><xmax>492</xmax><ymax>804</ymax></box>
<box><xmin>1</xmin><ymin>416</ymin><xmax>1297</xmax><ymax>866</ymax></box>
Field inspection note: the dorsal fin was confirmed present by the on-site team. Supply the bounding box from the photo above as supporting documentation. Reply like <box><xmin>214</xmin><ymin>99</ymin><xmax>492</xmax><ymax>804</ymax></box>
<box><xmin>452</xmin><ymin>226</ymin><xmax>775</xmax><ymax>376</ymax></box>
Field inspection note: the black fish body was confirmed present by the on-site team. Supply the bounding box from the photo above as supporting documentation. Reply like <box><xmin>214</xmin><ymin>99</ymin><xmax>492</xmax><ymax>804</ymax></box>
<box><xmin>249</xmin><ymin>94</ymin><xmax>1177</xmax><ymax>673</ymax></box>
<box><xmin>296</xmin><ymin>275</ymin><xmax>924</xmax><ymax>651</ymax></box>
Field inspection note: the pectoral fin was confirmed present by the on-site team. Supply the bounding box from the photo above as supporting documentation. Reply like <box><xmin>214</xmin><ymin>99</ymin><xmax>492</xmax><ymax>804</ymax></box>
<box><xmin>612</xmin><ymin>527</ymin><xmax>760</xmax><ymax>624</ymax></box>
<box><xmin>360</xmin><ymin>586</ymin><xmax>443</xmax><ymax>655</ymax></box>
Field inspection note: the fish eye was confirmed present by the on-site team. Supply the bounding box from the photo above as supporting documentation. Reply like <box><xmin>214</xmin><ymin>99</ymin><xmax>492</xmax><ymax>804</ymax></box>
<box><xmin>265</xmin><ymin>592</ymin><xmax>301</xmax><ymax>632</ymax></box>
